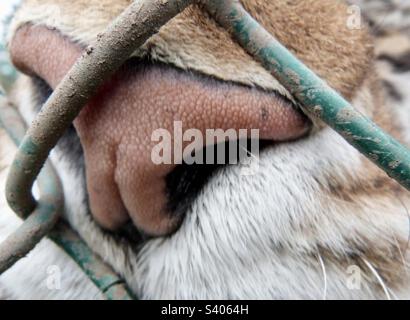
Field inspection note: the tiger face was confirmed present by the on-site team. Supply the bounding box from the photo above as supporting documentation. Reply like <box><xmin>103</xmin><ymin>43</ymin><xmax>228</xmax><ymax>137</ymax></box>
<box><xmin>1</xmin><ymin>0</ymin><xmax>410</xmax><ymax>299</ymax></box>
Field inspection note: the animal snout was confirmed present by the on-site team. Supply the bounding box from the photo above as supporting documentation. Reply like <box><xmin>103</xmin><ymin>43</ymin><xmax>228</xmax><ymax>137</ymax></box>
<box><xmin>10</xmin><ymin>25</ymin><xmax>310</xmax><ymax>236</ymax></box>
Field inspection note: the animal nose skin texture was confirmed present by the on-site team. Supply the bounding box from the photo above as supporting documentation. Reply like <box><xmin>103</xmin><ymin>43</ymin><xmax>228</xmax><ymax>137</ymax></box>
<box><xmin>10</xmin><ymin>25</ymin><xmax>310</xmax><ymax>236</ymax></box>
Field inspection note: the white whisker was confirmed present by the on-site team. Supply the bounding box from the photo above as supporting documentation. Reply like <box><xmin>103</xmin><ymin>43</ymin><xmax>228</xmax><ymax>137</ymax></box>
<box><xmin>388</xmin><ymin>288</ymin><xmax>399</xmax><ymax>300</ymax></box>
<box><xmin>239</xmin><ymin>145</ymin><xmax>258</xmax><ymax>160</ymax></box>
<box><xmin>362</xmin><ymin>258</ymin><xmax>392</xmax><ymax>300</ymax></box>
<box><xmin>317</xmin><ymin>252</ymin><xmax>327</xmax><ymax>300</ymax></box>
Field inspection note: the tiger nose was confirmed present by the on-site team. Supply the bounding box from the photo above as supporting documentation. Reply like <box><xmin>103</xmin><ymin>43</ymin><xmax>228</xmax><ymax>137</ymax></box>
<box><xmin>10</xmin><ymin>25</ymin><xmax>310</xmax><ymax>236</ymax></box>
<box><xmin>75</xmin><ymin>63</ymin><xmax>309</xmax><ymax>235</ymax></box>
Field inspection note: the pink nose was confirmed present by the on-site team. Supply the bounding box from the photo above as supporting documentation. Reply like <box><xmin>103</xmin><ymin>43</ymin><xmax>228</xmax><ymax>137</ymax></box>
<box><xmin>10</xmin><ymin>25</ymin><xmax>310</xmax><ymax>236</ymax></box>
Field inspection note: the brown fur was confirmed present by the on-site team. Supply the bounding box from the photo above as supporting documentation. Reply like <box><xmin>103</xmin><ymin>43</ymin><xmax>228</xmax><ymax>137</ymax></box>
<box><xmin>5</xmin><ymin>0</ymin><xmax>410</xmax><ymax>299</ymax></box>
<box><xmin>10</xmin><ymin>0</ymin><xmax>373</xmax><ymax>100</ymax></box>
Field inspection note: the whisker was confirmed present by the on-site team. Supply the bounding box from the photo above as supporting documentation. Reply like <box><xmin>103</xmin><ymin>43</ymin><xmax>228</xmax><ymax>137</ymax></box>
<box><xmin>239</xmin><ymin>145</ymin><xmax>258</xmax><ymax>160</ymax></box>
<box><xmin>317</xmin><ymin>252</ymin><xmax>328</xmax><ymax>300</ymax></box>
<box><xmin>388</xmin><ymin>288</ymin><xmax>399</xmax><ymax>301</ymax></box>
<box><xmin>362</xmin><ymin>258</ymin><xmax>392</xmax><ymax>300</ymax></box>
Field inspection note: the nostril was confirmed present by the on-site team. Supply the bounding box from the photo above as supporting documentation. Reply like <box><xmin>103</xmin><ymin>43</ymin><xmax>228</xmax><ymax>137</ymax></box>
<box><xmin>74</xmin><ymin>62</ymin><xmax>310</xmax><ymax>236</ymax></box>
<box><xmin>11</xmin><ymin>25</ymin><xmax>310</xmax><ymax>237</ymax></box>
<box><xmin>115</xmin><ymin>221</ymin><xmax>153</xmax><ymax>244</ymax></box>
<box><xmin>166</xmin><ymin>139</ymin><xmax>273</xmax><ymax>216</ymax></box>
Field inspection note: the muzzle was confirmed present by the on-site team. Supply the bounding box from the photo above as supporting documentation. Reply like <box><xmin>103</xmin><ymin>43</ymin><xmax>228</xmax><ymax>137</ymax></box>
<box><xmin>0</xmin><ymin>0</ymin><xmax>410</xmax><ymax>300</ymax></box>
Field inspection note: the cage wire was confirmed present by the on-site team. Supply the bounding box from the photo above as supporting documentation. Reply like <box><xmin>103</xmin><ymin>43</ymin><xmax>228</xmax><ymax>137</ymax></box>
<box><xmin>0</xmin><ymin>0</ymin><xmax>410</xmax><ymax>299</ymax></box>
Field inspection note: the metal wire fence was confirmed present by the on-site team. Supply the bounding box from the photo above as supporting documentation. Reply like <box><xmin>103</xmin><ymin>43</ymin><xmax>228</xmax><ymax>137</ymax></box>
<box><xmin>0</xmin><ymin>0</ymin><xmax>409</xmax><ymax>299</ymax></box>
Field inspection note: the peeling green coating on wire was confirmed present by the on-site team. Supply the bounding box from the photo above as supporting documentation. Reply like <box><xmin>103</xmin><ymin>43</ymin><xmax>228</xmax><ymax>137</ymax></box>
<box><xmin>1</xmin><ymin>0</ymin><xmax>410</xmax><ymax>301</ymax></box>
<box><xmin>0</xmin><ymin>92</ymin><xmax>62</xmax><ymax>274</ymax></box>
<box><xmin>0</xmin><ymin>93</ymin><xmax>135</xmax><ymax>300</ymax></box>
<box><xmin>1</xmin><ymin>0</ymin><xmax>193</xmax><ymax>300</ymax></box>
<box><xmin>5</xmin><ymin>0</ymin><xmax>195</xmax><ymax>235</ymax></box>
<box><xmin>49</xmin><ymin>224</ymin><xmax>136</xmax><ymax>300</ymax></box>
<box><xmin>203</xmin><ymin>0</ymin><xmax>410</xmax><ymax>190</ymax></box>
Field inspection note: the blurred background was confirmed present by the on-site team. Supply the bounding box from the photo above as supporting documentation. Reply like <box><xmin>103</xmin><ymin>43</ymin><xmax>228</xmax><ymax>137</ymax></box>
<box><xmin>0</xmin><ymin>2</ymin><xmax>18</xmax><ymax>37</ymax></box>
<box><xmin>0</xmin><ymin>1</ymin><xmax>20</xmax><ymax>92</ymax></box>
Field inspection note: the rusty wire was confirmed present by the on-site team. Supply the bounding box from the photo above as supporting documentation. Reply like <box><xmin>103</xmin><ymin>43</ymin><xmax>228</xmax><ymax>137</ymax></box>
<box><xmin>0</xmin><ymin>0</ymin><xmax>194</xmax><ymax>299</ymax></box>
<box><xmin>0</xmin><ymin>0</ymin><xmax>410</xmax><ymax>300</ymax></box>
<box><xmin>0</xmin><ymin>91</ymin><xmax>62</xmax><ymax>274</ymax></box>
<box><xmin>5</xmin><ymin>0</ymin><xmax>195</xmax><ymax>220</ymax></box>
<box><xmin>0</xmin><ymin>90</ymin><xmax>135</xmax><ymax>299</ymax></box>
<box><xmin>203</xmin><ymin>0</ymin><xmax>410</xmax><ymax>190</ymax></box>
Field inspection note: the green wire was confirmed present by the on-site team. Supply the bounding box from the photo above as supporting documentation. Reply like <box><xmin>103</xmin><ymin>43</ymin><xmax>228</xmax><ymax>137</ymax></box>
<box><xmin>204</xmin><ymin>0</ymin><xmax>410</xmax><ymax>191</ymax></box>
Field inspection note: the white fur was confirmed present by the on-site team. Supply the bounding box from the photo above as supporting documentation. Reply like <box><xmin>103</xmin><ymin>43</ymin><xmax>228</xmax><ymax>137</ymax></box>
<box><xmin>1</xmin><ymin>76</ymin><xmax>408</xmax><ymax>299</ymax></box>
<box><xmin>0</xmin><ymin>128</ymin><xmax>102</xmax><ymax>299</ymax></box>
<box><xmin>132</xmin><ymin>127</ymin><xmax>409</xmax><ymax>299</ymax></box>
<box><xmin>2</xmin><ymin>1</ymin><xmax>410</xmax><ymax>300</ymax></box>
